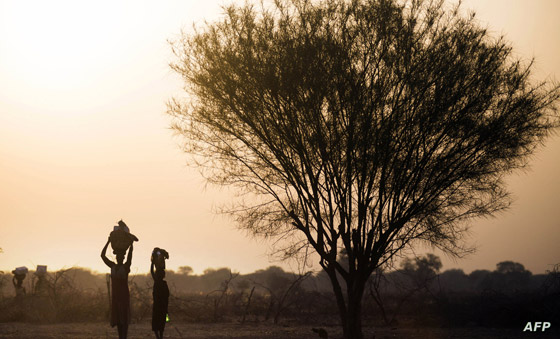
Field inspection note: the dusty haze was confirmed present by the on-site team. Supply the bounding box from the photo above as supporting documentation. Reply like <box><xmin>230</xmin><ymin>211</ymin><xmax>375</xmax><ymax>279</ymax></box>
<box><xmin>0</xmin><ymin>0</ymin><xmax>559</xmax><ymax>275</ymax></box>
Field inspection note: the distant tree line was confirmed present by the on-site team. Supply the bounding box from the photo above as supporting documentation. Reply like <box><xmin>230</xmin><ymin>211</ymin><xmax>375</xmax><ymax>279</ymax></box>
<box><xmin>1</xmin><ymin>256</ymin><xmax>558</xmax><ymax>327</ymax></box>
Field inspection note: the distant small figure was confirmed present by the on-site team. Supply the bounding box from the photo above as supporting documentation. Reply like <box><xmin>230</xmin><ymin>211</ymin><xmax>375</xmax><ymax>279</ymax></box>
<box><xmin>12</xmin><ymin>266</ymin><xmax>28</xmax><ymax>299</ymax></box>
<box><xmin>151</xmin><ymin>248</ymin><xmax>170</xmax><ymax>339</ymax></box>
<box><xmin>34</xmin><ymin>265</ymin><xmax>49</xmax><ymax>296</ymax></box>
<box><xmin>102</xmin><ymin>236</ymin><xmax>133</xmax><ymax>339</ymax></box>
<box><xmin>32</xmin><ymin>265</ymin><xmax>54</xmax><ymax>321</ymax></box>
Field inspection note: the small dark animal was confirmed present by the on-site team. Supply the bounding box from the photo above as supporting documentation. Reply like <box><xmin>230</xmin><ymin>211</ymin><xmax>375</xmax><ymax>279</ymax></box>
<box><xmin>312</xmin><ymin>328</ymin><xmax>328</xmax><ymax>339</ymax></box>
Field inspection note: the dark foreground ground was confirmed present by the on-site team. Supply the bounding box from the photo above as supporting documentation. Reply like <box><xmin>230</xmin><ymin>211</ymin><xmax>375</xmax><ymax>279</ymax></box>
<box><xmin>0</xmin><ymin>322</ymin><xmax>557</xmax><ymax>339</ymax></box>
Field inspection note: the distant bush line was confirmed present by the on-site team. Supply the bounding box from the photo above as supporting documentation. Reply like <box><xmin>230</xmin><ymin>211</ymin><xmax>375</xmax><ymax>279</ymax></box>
<box><xmin>1</xmin><ymin>258</ymin><xmax>558</xmax><ymax>328</ymax></box>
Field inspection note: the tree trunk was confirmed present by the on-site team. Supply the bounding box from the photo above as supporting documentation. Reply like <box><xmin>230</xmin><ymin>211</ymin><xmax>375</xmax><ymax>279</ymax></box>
<box><xmin>342</xmin><ymin>278</ymin><xmax>366</xmax><ymax>339</ymax></box>
<box><xmin>241</xmin><ymin>286</ymin><xmax>255</xmax><ymax>324</ymax></box>
<box><xmin>326</xmin><ymin>268</ymin><xmax>367</xmax><ymax>339</ymax></box>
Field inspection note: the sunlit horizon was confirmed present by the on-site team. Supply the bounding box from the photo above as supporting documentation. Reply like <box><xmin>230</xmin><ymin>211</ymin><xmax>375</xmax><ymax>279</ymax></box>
<box><xmin>1</xmin><ymin>0</ymin><xmax>559</xmax><ymax>276</ymax></box>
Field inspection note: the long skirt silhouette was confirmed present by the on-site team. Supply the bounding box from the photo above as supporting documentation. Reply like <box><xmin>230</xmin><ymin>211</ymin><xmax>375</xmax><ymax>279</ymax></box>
<box><xmin>152</xmin><ymin>279</ymin><xmax>169</xmax><ymax>332</ymax></box>
<box><xmin>111</xmin><ymin>265</ymin><xmax>131</xmax><ymax>327</ymax></box>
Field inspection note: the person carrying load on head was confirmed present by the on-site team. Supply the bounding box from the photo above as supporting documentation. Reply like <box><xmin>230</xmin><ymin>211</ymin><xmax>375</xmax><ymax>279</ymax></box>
<box><xmin>12</xmin><ymin>266</ymin><xmax>28</xmax><ymax>299</ymax></box>
<box><xmin>151</xmin><ymin>247</ymin><xmax>169</xmax><ymax>339</ymax></box>
<box><xmin>33</xmin><ymin>265</ymin><xmax>49</xmax><ymax>296</ymax></box>
<box><xmin>101</xmin><ymin>219</ymin><xmax>138</xmax><ymax>339</ymax></box>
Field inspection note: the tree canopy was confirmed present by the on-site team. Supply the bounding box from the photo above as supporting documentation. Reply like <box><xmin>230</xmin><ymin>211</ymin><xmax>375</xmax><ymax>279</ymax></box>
<box><xmin>168</xmin><ymin>0</ymin><xmax>559</xmax><ymax>337</ymax></box>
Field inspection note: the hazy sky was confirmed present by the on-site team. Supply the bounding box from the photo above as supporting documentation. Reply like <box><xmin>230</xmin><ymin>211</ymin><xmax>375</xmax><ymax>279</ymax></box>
<box><xmin>1</xmin><ymin>0</ymin><xmax>559</xmax><ymax>276</ymax></box>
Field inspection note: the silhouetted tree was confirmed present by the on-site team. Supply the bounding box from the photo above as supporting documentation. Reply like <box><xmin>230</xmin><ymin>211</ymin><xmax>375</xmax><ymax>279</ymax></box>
<box><xmin>369</xmin><ymin>254</ymin><xmax>441</xmax><ymax>325</ymax></box>
<box><xmin>178</xmin><ymin>266</ymin><xmax>194</xmax><ymax>276</ymax></box>
<box><xmin>438</xmin><ymin>268</ymin><xmax>469</xmax><ymax>292</ymax></box>
<box><xmin>496</xmin><ymin>261</ymin><xmax>528</xmax><ymax>275</ymax></box>
<box><xmin>168</xmin><ymin>0</ymin><xmax>559</xmax><ymax>337</ymax></box>
<box><xmin>401</xmin><ymin>253</ymin><xmax>442</xmax><ymax>297</ymax></box>
<box><xmin>490</xmin><ymin>261</ymin><xmax>532</xmax><ymax>293</ymax></box>
<box><xmin>206</xmin><ymin>269</ymin><xmax>239</xmax><ymax>321</ymax></box>
<box><xmin>541</xmin><ymin>264</ymin><xmax>560</xmax><ymax>320</ymax></box>
<box><xmin>251</xmin><ymin>266</ymin><xmax>311</xmax><ymax>324</ymax></box>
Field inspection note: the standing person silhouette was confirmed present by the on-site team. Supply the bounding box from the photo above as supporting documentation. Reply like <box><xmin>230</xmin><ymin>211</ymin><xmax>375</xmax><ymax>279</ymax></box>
<box><xmin>151</xmin><ymin>252</ymin><xmax>169</xmax><ymax>339</ymax></box>
<box><xmin>11</xmin><ymin>269</ymin><xmax>27</xmax><ymax>320</ymax></box>
<box><xmin>101</xmin><ymin>238</ymin><xmax>133</xmax><ymax>339</ymax></box>
<box><xmin>12</xmin><ymin>273</ymin><xmax>26</xmax><ymax>298</ymax></box>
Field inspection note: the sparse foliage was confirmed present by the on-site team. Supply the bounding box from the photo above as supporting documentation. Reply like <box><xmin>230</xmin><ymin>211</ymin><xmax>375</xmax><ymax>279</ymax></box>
<box><xmin>207</xmin><ymin>269</ymin><xmax>239</xmax><ymax>321</ymax></box>
<box><xmin>178</xmin><ymin>266</ymin><xmax>194</xmax><ymax>276</ymax></box>
<box><xmin>168</xmin><ymin>0</ymin><xmax>559</xmax><ymax>337</ymax></box>
<box><xmin>496</xmin><ymin>261</ymin><xmax>529</xmax><ymax>274</ymax></box>
<box><xmin>369</xmin><ymin>254</ymin><xmax>442</xmax><ymax>326</ymax></box>
<box><xmin>251</xmin><ymin>268</ymin><xmax>312</xmax><ymax>324</ymax></box>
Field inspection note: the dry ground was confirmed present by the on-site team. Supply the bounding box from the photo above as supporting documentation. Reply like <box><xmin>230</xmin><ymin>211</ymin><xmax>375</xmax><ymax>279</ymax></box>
<box><xmin>0</xmin><ymin>322</ymin><xmax>557</xmax><ymax>339</ymax></box>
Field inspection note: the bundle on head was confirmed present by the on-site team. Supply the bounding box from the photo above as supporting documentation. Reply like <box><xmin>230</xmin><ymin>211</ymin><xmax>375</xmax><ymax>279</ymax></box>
<box><xmin>12</xmin><ymin>266</ymin><xmax>28</xmax><ymax>280</ymax></box>
<box><xmin>152</xmin><ymin>247</ymin><xmax>169</xmax><ymax>270</ymax></box>
<box><xmin>109</xmin><ymin>220</ymin><xmax>138</xmax><ymax>253</ymax></box>
<box><xmin>35</xmin><ymin>265</ymin><xmax>47</xmax><ymax>277</ymax></box>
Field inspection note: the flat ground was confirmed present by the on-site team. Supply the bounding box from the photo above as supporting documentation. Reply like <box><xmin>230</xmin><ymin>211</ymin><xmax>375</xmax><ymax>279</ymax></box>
<box><xmin>0</xmin><ymin>322</ymin><xmax>557</xmax><ymax>339</ymax></box>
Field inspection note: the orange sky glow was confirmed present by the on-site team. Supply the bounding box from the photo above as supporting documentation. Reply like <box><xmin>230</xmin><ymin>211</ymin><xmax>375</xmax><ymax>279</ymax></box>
<box><xmin>1</xmin><ymin>0</ymin><xmax>559</xmax><ymax>276</ymax></box>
